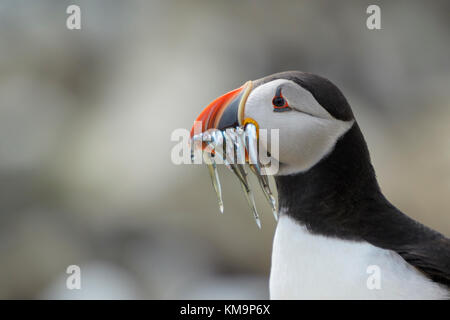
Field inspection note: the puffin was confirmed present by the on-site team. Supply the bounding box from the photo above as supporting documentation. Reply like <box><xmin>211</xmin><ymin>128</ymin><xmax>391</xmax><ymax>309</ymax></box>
<box><xmin>190</xmin><ymin>71</ymin><xmax>450</xmax><ymax>299</ymax></box>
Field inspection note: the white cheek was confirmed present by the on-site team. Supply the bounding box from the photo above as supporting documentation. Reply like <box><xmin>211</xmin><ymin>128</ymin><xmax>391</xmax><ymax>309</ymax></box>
<box><xmin>245</xmin><ymin>102</ymin><xmax>353</xmax><ymax>175</ymax></box>
<box><xmin>275</xmin><ymin>115</ymin><xmax>335</xmax><ymax>165</ymax></box>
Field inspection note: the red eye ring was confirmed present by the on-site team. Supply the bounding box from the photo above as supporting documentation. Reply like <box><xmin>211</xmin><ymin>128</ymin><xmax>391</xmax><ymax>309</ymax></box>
<box><xmin>272</xmin><ymin>96</ymin><xmax>288</xmax><ymax>108</ymax></box>
<box><xmin>272</xmin><ymin>88</ymin><xmax>290</xmax><ymax>111</ymax></box>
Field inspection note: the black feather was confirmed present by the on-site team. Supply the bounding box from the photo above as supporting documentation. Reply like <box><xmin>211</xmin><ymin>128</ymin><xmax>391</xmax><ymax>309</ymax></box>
<box><xmin>263</xmin><ymin>71</ymin><xmax>450</xmax><ymax>289</ymax></box>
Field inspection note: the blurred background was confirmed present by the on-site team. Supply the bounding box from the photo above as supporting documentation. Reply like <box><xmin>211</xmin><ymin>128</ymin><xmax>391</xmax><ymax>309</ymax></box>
<box><xmin>0</xmin><ymin>0</ymin><xmax>449</xmax><ymax>299</ymax></box>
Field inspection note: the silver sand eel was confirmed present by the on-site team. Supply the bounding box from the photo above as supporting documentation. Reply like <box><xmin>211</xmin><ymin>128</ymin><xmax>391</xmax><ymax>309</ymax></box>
<box><xmin>223</xmin><ymin>130</ymin><xmax>261</xmax><ymax>229</ymax></box>
<box><xmin>190</xmin><ymin>123</ymin><xmax>278</xmax><ymax>227</ymax></box>
<box><xmin>203</xmin><ymin>152</ymin><xmax>223</xmax><ymax>213</ymax></box>
<box><xmin>243</xmin><ymin>124</ymin><xmax>278</xmax><ymax>221</ymax></box>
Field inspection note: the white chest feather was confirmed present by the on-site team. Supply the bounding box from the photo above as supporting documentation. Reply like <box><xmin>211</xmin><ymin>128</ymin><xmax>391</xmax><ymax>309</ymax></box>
<box><xmin>270</xmin><ymin>215</ymin><xmax>449</xmax><ymax>300</ymax></box>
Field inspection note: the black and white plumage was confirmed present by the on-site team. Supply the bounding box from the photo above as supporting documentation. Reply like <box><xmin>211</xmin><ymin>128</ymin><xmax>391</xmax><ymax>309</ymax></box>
<box><xmin>191</xmin><ymin>71</ymin><xmax>450</xmax><ymax>299</ymax></box>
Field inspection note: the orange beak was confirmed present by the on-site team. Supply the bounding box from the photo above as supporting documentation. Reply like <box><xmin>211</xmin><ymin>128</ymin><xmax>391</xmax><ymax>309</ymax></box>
<box><xmin>190</xmin><ymin>81</ymin><xmax>253</xmax><ymax>137</ymax></box>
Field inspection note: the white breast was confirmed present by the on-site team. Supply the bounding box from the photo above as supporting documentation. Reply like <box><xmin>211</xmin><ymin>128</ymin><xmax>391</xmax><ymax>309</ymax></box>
<box><xmin>269</xmin><ymin>215</ymin><xmax>449</xmax><ymax>299</ymax></box>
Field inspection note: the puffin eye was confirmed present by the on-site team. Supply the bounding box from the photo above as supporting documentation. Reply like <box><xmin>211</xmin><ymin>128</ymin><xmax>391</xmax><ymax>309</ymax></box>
<box><xmin>272</xmin><ymin>96</ymin><xmax>286</xmax><ymax>107</ymax></box>
<box><xmin>272</xmin><ymin>87</ymin><xmax>291</xmax><ymax>112</ymax></box>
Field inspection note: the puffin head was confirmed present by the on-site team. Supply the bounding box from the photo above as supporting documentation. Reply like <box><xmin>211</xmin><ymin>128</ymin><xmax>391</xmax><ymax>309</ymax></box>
<box><xmin>191</xmin><ymin>71</ymin><xmax>356</xmax><ymax>175</ymax></box>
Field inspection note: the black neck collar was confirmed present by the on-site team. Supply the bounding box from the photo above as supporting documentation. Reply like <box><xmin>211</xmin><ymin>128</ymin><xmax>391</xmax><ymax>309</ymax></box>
<box><xmin>275</xmin><ymin>123</ymin><xmax>385</xmax><ymax>240</ymax></box>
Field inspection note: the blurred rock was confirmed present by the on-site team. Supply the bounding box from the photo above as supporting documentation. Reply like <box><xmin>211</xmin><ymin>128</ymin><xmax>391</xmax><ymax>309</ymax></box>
<box><xmin>40</xmin><ymin>261</ymin><xmax>141</xmax><ymax>299</ymax></box>
<box><xmin>0</xmin><ymin>0</ymin><xmax>449</xmax><ymax>299</ymax></box>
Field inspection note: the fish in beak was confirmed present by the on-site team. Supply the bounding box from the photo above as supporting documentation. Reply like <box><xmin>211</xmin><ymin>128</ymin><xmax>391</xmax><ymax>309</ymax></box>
<box><xmin>190</xmin><ymin>81</ymin><xmax>277</xmax><ymax>228</ymax></box>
